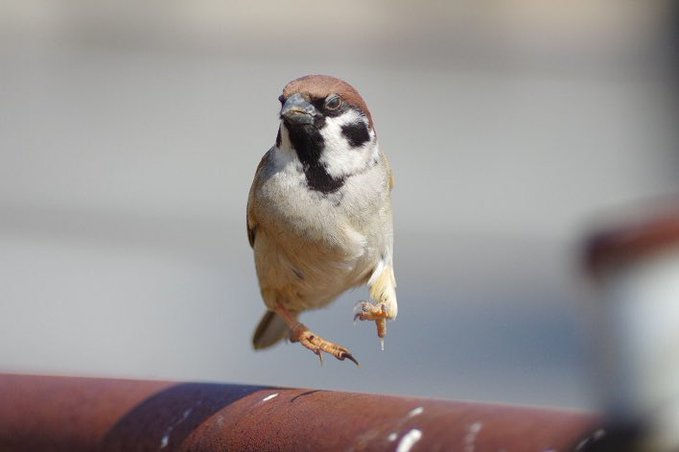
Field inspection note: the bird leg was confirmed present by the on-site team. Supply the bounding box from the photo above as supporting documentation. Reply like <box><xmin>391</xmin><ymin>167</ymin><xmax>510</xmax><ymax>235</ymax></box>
<box><xmin>354</xmin><ymin>264</ymin><xmax>397</xmax><ymax>349</ymax></box>
<box><xmin>275</xmin><ymin>304</ymin><xmax>358</xmax><ymax>366</ymax></box>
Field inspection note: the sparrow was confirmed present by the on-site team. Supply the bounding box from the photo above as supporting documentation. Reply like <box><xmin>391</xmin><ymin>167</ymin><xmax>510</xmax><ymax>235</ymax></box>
<box><xmin>246</xmin><ymin>74</ymin><xmax>397</xmax><ymax>365</ymax></box>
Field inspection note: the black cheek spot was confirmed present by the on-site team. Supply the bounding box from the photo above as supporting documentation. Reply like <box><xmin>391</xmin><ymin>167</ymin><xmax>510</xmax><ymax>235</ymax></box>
<box><xmin>275</xmin><ymin>127</ymin><xmax>282</xmax><ymax>147</ymax></box>
<box><xmin>341</xmin><ymin>122</ymin><xmax>371</xmax><ymax>148</ymax></box>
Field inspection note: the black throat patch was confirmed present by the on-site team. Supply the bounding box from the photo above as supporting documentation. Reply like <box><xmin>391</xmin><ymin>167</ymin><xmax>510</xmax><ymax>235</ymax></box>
<box><xmin>285</xmin><ymin>123</ymin><xmax>345</xmax><ymax>194</ymax></box>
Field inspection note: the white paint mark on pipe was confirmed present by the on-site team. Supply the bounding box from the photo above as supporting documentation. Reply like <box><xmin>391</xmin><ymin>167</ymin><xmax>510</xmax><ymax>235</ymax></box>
<box><xmin>463</xmin><ymin>421</ymin><xmax>483</xmax><ymax>452</ymax></box>
<box><xmin>574</xmin><ymin>428</ymin><xmax>607</xmax><ymax>451</ymax></box>
<box><xmin>396</xmin><ymin>428</ymin><xmax>422</xmax><ymax>452</ymax></box>
<box><xmin>160</xmin><ymin>408</ymin><xmax>193</xmax><ymax>449</ymax></box>
<box><xmin>262</xmin><ymin>393</ymin><xmax>279</xmax><ymax>402</ymax></box>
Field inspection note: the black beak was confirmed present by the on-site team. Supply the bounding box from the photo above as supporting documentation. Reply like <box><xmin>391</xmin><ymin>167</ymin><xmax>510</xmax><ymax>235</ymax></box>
<box><xmin>280</xmin><ymin>93</ymin><xmax>317</xmax><ymax>126</ymax></box>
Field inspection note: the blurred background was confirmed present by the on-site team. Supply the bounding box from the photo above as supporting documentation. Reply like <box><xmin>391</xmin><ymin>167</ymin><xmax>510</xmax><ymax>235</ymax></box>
<box><xmin>1</xmin><ymin>1</ymin><xmax>678</xmax><ymax>410</ymax></box>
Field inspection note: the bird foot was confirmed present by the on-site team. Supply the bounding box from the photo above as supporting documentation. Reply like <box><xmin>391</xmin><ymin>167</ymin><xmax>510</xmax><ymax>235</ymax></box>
<box><xmin>354</xmin><ymin>300</ymin><xmax>391</xmax><ymax>345</ymax></box>
<box><xmin>354</xmin><ymin>300</ymin><xmax>390</xmax><ymax>321</ymax></box>
<box><xmin>289</xmin><ymin>323</ymin><xmax>359</xmax><ymax>366</ymax></box>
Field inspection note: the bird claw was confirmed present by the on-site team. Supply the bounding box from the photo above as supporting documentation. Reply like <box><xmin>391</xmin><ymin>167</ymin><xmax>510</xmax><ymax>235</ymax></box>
<box><xmin>339</xmin><ymin>351</ymin><xmax>359</xmax><ymax>366</ymax></box>
<box><xmin>290</xmin><ymin>323</ymin><xmax>358</xmax><ymax>366</ymax></box>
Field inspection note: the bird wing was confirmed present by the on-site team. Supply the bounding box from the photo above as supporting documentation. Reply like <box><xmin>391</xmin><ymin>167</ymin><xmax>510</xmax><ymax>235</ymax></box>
<box><xmin>380</xmin><ymin>149</ymin><xmax>395</xmax><ymax>191</ymax></box>
<box><xmin>246</xmin><ymin>149</ymin><xmax>273</xmax><ymax>248</ymax></box>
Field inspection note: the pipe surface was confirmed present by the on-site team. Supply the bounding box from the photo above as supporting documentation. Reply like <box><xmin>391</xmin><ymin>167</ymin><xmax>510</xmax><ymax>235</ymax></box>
<box><xmin>0</xmin><ymin>373</ymin><xmax>600</xmax><ymax>451</ymax></box>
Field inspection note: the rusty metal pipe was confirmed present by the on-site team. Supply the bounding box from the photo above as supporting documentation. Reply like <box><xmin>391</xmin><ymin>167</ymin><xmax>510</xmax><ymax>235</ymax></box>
<box><xmin>0</xmin><ymin>373</ymin><xmax>599</xmax><ymax>451</ymax></box>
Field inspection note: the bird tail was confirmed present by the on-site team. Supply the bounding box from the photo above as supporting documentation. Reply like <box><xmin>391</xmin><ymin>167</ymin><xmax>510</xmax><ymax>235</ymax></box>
<box><xmin>252</xmin><ymin>310</ymin><xmax>289</xmax><ymax>350</ymax></box>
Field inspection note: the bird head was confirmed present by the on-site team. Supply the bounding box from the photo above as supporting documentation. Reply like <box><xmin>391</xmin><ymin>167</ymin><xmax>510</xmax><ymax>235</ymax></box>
<box><xmin>275</xmin><ymin>75</ymin><xmax>379</xmax><ymax>194</ymax></box>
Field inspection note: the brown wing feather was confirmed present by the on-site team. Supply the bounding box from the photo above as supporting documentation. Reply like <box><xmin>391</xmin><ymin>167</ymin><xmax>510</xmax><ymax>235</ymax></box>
<box><xmin>380</xmin><ymin>150</ymin><xmax>394</xmax><ymax>191</ymax></box>
<box><xmin>246</xmin><ymin>150</ymin><xmax>272</xmax><ymax>248</ymax></box>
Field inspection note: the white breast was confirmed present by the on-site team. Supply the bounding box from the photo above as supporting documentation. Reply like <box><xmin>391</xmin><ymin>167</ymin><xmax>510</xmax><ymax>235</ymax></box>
<box><xmin>252</xmin><ymin>142</ymin><xmax>390</xmax><ymax>311</ymax></box>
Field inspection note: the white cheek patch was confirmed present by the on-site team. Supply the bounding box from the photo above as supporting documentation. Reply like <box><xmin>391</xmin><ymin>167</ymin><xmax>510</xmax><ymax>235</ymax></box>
<box><xmin>319</xmin><ymin>111</ymin><xmax>378</xmax><ymax>179</ymax></box>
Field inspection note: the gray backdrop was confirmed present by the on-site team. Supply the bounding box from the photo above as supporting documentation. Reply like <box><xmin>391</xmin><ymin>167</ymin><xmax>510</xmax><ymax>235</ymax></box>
<box><xmin>1</xmin><ymin>1</ymin><xmax>678</xmax><ymax>410</ymax></box>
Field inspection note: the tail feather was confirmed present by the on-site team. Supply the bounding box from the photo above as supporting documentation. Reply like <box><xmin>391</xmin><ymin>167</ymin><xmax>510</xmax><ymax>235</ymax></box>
<box><xmin>252</xmin><ymin>310</ymin><xmax>290</xmax><ymax>350</ymax></box>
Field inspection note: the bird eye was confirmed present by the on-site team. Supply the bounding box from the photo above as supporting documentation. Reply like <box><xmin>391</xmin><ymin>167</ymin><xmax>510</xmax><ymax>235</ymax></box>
<box><xmin>324</xmin><ymin>95</ymin><xmax>342</xmax><ymax>111</ymax></box>
<box><xmin>278</xmin><ymin>95</ymin><xmax>286</xmax><ymax>105</ymax></box>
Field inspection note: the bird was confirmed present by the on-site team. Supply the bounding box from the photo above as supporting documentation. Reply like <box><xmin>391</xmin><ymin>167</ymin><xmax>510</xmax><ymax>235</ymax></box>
<box><xmin>246</xmin><ymin>74</ymin><xmax>397</xmax><ymax>365</ymax></box>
